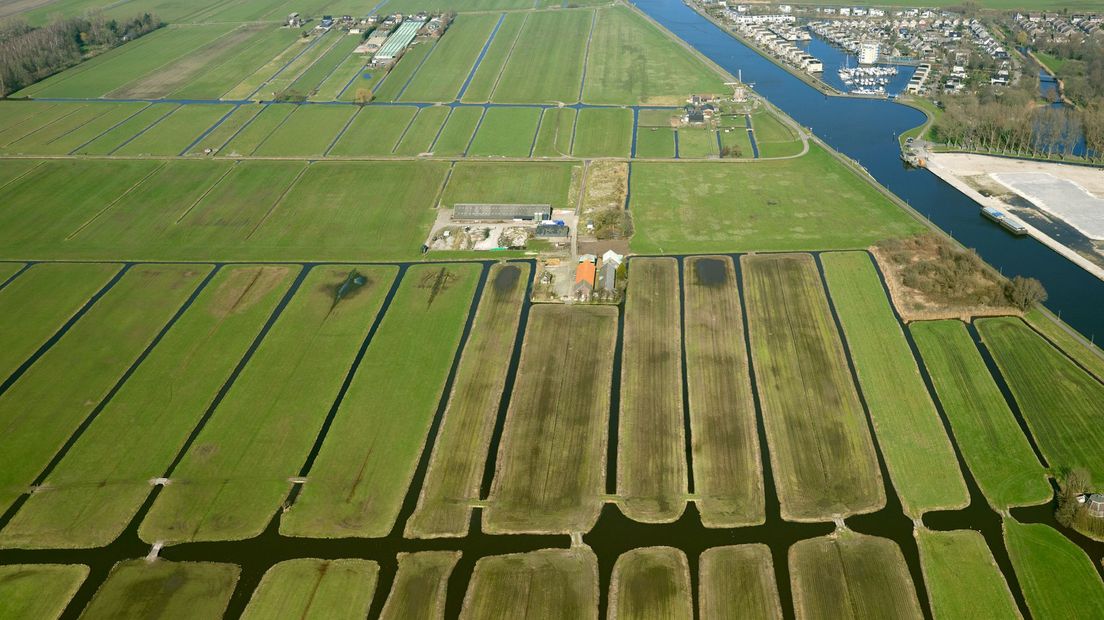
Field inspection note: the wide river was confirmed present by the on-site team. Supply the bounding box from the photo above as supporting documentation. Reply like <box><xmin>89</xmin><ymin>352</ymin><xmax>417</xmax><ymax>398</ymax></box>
<box><xmin>634</xmin><ymin>0</ymin><xmax>1104</xmax><ymax>339</ymax></box>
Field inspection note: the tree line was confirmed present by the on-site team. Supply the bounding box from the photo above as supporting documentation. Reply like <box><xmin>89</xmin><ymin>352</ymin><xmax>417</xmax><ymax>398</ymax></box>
<box><xmin>0</xmin><ymin>13</ymin><xmax>162</xmax><ymax>97</ymax></box>
<box><xmin>931</xmin><ymin>82</ymin><xmax>1104</xmax><ymax>160</ymax></box>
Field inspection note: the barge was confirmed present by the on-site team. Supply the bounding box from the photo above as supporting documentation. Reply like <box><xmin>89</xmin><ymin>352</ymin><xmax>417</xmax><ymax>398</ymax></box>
<box><xmin>981</xmin><ymin>206</ymin><xmax>1028</xmax><ymax>235</ymax></box>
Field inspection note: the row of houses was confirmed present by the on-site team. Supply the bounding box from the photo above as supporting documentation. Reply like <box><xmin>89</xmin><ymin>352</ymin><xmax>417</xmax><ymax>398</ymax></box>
<box><xmin>728</xmin><ymin>17</ymin><xmax>823</xmax><ymax>73</ymax></box>
<box><xmin>574</xmin><ymin>251</ymin><xmax>623</xmax><ymax>301</ymax></box>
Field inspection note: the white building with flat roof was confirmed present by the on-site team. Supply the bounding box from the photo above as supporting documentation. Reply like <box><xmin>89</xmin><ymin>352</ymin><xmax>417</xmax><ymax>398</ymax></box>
<box><xmin>858</xmin><ymin>41</ymin><xmax>880</xmax><ymax>64</ymax></box>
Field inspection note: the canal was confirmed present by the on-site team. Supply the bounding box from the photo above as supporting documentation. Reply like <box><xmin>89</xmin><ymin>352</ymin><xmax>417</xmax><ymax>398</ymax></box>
<box><xmin>633</xmin><ymin>0</ymin><xmax>1104</xmax><ymax>340</ymax></box>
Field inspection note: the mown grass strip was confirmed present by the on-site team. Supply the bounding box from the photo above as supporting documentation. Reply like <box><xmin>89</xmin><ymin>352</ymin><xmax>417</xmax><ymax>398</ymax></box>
<box><xmin>532</xmin><ymin>107</ymin><xmax>577</xmax><ymax>157</ymax></box>
<box><xmin>1024</xmin><ymin>309</ymin><xmax>1104</xmax><ymax>382</ymax></box>
<box><xmin>139</xmin><ymin>265</ymin><xmax>396</xmax><ymax>544</ymax></box>
<box><xmin>393</xmin><ymin>106</ymin><xmax>451</xmax><ymax>156</ymax></box>
<box><xmin>374</xmin><ymin>40</ymin><xmax>438</xmax><ymax>102</ymax></box>
<box><xmin>910</xmin><ymin>320</ymin><xmax>1050</xmax><ymax>510</ymax></box>
<box><xmin>683</xmin><ymin>256</ymin><xmax>762</xmax><ymax>528</ymax></box>
<box><xmin>0</xmin><ymin>564</ymin><xmax>88</xmax><ymax>620</ymax></box>
<box><xmin>280</xmin><ymin>263</ymin><xmax>480</xmax><ymax>538</ymax></box>
<box><xmin>327</xmin><ymin>106</ymin><xmax>419</xmax><ymax>156</ymax></box>
<box><xmin>0</xmin><ymin>265</ymin><xmax>208</xmax><ymax>515</ymax></box>
<box><xmin>407</xmin><ymin>263</ymin><xmax>529</xmax><ymax>538</ymax></box>
<box><xmin>81</xmin><ymin>560</ymin><xmax>239</xmax><ymax>620</ymax></box>
<box><xmin>401</xmin><ymin>14</ymin><xmax>501</xmax><ymax>102</ymax></box>
<box><xmin>741</xmin><ymin>253</ymin><xmax>884</xmax><ymax>521</ymax></box>
<box><xmin>461</xmin><ymin>549</ymin><xmax>598</xmax><ymax>620</ymax></box>
<box><xmin>467</xmin><ymin>106</ymin><xmax>542</xmax><ymax>157</ymax></box>
<box><xmin>1004</xmin><ymin>518</ymin><xmax>1104</xmax><ymax>619</ymax></box>
<box><xmin>460</xmin><ymin>13</ymin><xmax>527</xmax><ymax>103</ymax></box>
<box><xmin>609</xmin><ymin>546</ymin><xmax>692</xmax><ymax>620</ymax></box>
<box><xmin>916</xmin><ymin>529</ymin><xmax>1021</xmax><ymax>620</ymax></box>
<box><xmin>790</xmin><ymin>533</ymin><xmax>923</xmax><ymax>620</ymax></box>
<box><xmin>242</xmin><ymin>559</ymin><xmax>378</xmax><ymax>620</ymax></box>
<box><xmin>114</xmin><ymin>104</ymin><xmax>236</xmax><ymax>157</ymax></box>
<box><xmin>0</xmin><ymin>266</ymin><xmax>295</xmax><ymax>550</ymax></box>
<box><xmin>634</xmin><ymin>126</ymin><xmax>675</xmax><ymax>158</ymax></box>
<box><xmin>573</xmin><ymin>107</ymin><xmax>632</xmax><ymax>158</ymax></box>
<box><xmin>440</xmin><ymin>161</ymin><xmax>578</xmax><ymax>211</ymax></box>
<box><xmin>619</xmin><ymin>258</ymin><xmax>686</xmax><ymax>523</ymax></box>
<box><xmin>220</xmin><ymin>104</ymin><xmax>296</xmax><ymax>156</ymax></box>
<box><xmin>699</xmin><ymin>545</ymin><xmax>782</xmax><ymax>620</ymax></box>
<box><xmin>493</xmin><ymin>10</ymin><xmax>591</xmax><ymax>103</ymax></box>
<box><xmin>821</xmin><ymin>251</ymin><xmax>967</xmax><ymax>515</ymax></box>
<box><xmin>252</xmin><ymin>105</ymin><xmax>357</xmax><ymax>157</ymax></box>
<box><xmin>0</xmin><ymin>263</ymin><xmax>120</xmax><ymax>382</ymax></box>
<box><xmin>380</xmin><ymin>552</ymin><xmax>460</xmax><ymax>620</ymax></box>
<box><xmin>978</xmin><ymin>317</ymin><xmax>1104</xmax><ymax>481</ymax></box>
<box><xmin>484</xmin><ymin>304</ymin><xmax>616</xmax><ymax>534</ymax></box>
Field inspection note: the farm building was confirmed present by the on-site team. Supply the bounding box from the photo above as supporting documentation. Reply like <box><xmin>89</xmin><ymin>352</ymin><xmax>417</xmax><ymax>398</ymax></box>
<box><xmin>374</xmin><ymin>19</ymin><xmax>425</xmax><ymax>62</ymax></box>
<box><xmin>598</xmin><ymin>260</ymin><xmax>617</xmax><ymax>293</ymax></box>
<box><xmin>454</xmin><ymin>204</ymin><xmax>551</xmax><ymax>221</ymax></box>
<box><xmin>1089</xmin><ymin>494</ymin><xmax>1104</xmax><ymax>518</ymax></box>
<box><xmin>574</xmin><ymin>257</ymin><xmax>596</xmax><ymax>300</ymax></box>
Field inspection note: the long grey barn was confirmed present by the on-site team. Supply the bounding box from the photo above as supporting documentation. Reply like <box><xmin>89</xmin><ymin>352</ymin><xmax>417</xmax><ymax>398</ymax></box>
<box><xmin>453</xmin><ymin>203</ymin><xmax>551</xmax><ymax>221</ymax></box>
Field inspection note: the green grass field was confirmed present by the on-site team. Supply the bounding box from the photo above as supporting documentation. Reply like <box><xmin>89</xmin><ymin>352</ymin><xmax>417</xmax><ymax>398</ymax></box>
<box><xmin>183</xmin><ymin>104</ymin><xmax>263</xmax><ymax>155</ymax></box>
<box><xmin>113</xmin><ymin>104</ymin><xmax>233</xmax><ymax>156</ymax></box>
<box><xmin>699</xmin><ymin>545</ymin><xmax>782</xmax><ymax>620</ymax></box>
<box><xmin>81</xmin><ymin>560</ymin><xmax>238</xmax><ymax>620</ymax></box>
<box><xmin>138</xmin><ymin>266</ymin><xmax>395</xmax><ymax>543</ymax></box>
<box><xmin>460</xmin><ymin>13</ymin><xmax>526</xmax><ymax>103</ymax></box>
<box><xmin>0</xmin><ymin>564</ymin><xmax>88</xmax><ymax>620</ymax></box>
<box><xmin>407</xmin><ymin>264</ymin><xmax>529</xmax><ymax>539</ymax></box>
<box><xmin>822</xmin><ymin>252</ymin><xmax>967</xmax><ymax>516</ymax></box>
<box><xmin>393</xmin><ymin>106</ymin><xmax>451</xmax><ymax>156</ymax></box>
<box><xmin>790</xmin><ymin>533</ymin><xmax>922</xmax><ymax>620</ymax></box>
<box><xmin>532</xmin><ymin>107</ymin><xmax>577</xmax><ymax>158</ymax></box>
<box><xmin>281</xmin><ymin>264</ymin><xmax>479</xmax><ymax>539</ymax></box>
<box><xmin>979</xmin><ymin>317</ymin><xmax>1104</xmax><ymax>481</ymax></box>
<box><xmin>572</xmin><ymin>107</ymin><xmax>632</xmax><ymax>158</ymax></box>
<box><xmin>491</xmin><ymin>10</ymin><xmax>591</xmax><ymax>103</ymax></box>
<box><xmin>675</xmin><ymin>127</ymin><xmax>718</xmax><ymax>158</ymax></box>
<box><xmin>751</xmin><ymin>110</ymin><xmax>804</xmax><ymax>158</ymax></box>
<box><xmin>431</xmin><ymin>107</ymin><xmax>484</xmax><ymax>155</ymax></box>
<box><xmin>742</xmin><ymin>254</ymin><xmax>884</xmax><ymax>521</ymax></box>
<box><xmin>683</xmin><ymin>256</ymin><xmax>763</xmax><ymax>528</ymax></box>
<box><xmin>610</xmin><ymin>547</ymin><xmax>692</xmax><ymax>620</ymax></box>
<box><xmin>285</xmin><ymin>34</ymin><xmax>361</xmax><ymax>99</ymax></box>
<box><xmin>242</xmin><ymin>559</ymin><xmax>378</xmax><ymax>620</ymax></box>
<box><xmin>461</xmin><ymin>549</ymin><xmax>597</xmax><ymax>620</ymax></box>
<box><xmin>400</xmin><ymin>14</ymin><xmax>501</xmax><ymax>102</ymax></box>
<box><xmin>484</xmin><ymin>304</ymin><xmax>616</xmax><ymax>534</ymax></box>
<box><xmin>380</xmin><ymin>552</ymin><xmax>459</xmax><ymax>620</ymax></box>
<box><xmin>0</xmin><ymin>266</ymin><xmax>295</xmax><ymax>550</ymax></box>
<box><xmin>251</xmin><ymin>104</ymin><xmax>356</xmax><ymax>157</ymax></box>
<box><xmin>441</xmin><ymin>161</ymin><xmax>579</xmax><ymax>211</ymax></box>
<box><xmin>328</xmin><ymin>106</ymin><xmax>419</xmax><ymax>156</ymax></box>
<box><xmin>1004</xmin><ymin>518</ymin><xmax>1104</xmax><ymax>619</ymax></box>
<box><xmin>176</xmin><ymin>28</ymin><xmax>300</xmax><ymax>100</ymax></box>
<box><xmin>629</xmin><ymin>145</ymin><xmax>922</xmax><ymax>254</ymax></box>
<box><xmin>910</xmin><ymin>320</ymin><xmax>1051</xmax><ymax>510</ymax></box>
<box><xmin>636</xmin><ymin>126</ymin><xmax>676</xmax><ymax>158</ymax></box>
<box><xmin>220</xmin><ymin>104</ymin><xmax>296</xmax><ymax>155</ymax></box>
<box><xmin>374</xmin><ymin>40</ymin><xmax>438</xmax><ymax>102</ymax></box>
<box><xmin>619</xmin><ymin>258</ymin><xmax>687</xmax><ymax>523</ymax></box>
<box><xmin>916</xmin><ymin>529</ymin><xmax>1020</xmax><ymax>620</ymax></box>
<box><xmin>1024</xmin><ymin>310</ymin><xmax>1104</xmax><ymax>382</ymax></box>
<box><xmin>466</xmin><ymin>106</ymin><xmax>542</xmax><ymax>157</ymax></box>
<box><xmin>74</xmin><ymin>104</ymin><xmax>178</xmax><ymax>155</ymax></box>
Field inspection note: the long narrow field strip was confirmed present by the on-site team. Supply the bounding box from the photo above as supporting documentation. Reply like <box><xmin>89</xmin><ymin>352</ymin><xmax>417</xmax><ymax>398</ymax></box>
<box><xmin>741</xmin><ymin>254</ymin><xmax>884</xmax><ymax>521</ymax></box>
<box><xmin>313</xmin><ymin>51</ymin><xmax>370</xmax><ymax>102</ymax></box>
<box><xmin>285</xmin><ymin>34</ymin><xmax>362</xmax><ymax>99</ymax></box>
<box><xmin>281</xmin><ymin>263</ymin><xmax>480</xmax><ymax>539</ymax></box>
<box><xmin>790</xmin><ymin>533</ymin><xmax>923</xmax><ymax>620</ymax></box>
<box><xmin>0</xmin><ymin>263</ymin><xmax>23</xmax><ymax>284</ymax></box>
<box><xmin>80</xmin><ymin>560</ymin><xmax>239</xmax><ymax>620</ymax></box>
<box><xmin>466</xmin><ymin>106</ymin><xmax>542</xmax><ymax>157</ymax></box>
<box><xmin>484</xmin><ymin>304</ymin><xmax>616</xmax><ymax>534</ymax></box>
<box><xmin>532</xmin><ymin>107</ymin><xmax>577</xmax><ymax>157</ymax></box>
<box><xmin>978</xmin><ymin>317</ymin><xmax>1104</xmax><ymax>481</ymax></box>
<box><xmin>221</xmin><ymin>104</ymin><xmax>296</xmax><ymax>156</ymax></box>
<box><xmin>0</xmin><ymin>564</ymin><xmax>88</xmax><ymax>620</ymax></box>
<box><xmin>407</xmin><ymin>263</ymin><xmax>529</xmax><ymax>539</ymax></box>
<box><xmin>112</xmin><ymin>104</ymin><xmax>235</xmax><ymax>157</ymax></box>
<box><xmin>184</xmin><ymin>104</ymin><xmax>264</xmax><ymax>155</ymax></box>
<box><xmin>916</xmin><ymin>529</ymin><xmax>1020</xmax><ymax>620</ymax></box>
<box><xmin>393</xmin><ymin>106</ymin><xmax>451</xmax><ymax>156</ymax></box>
<box><xmin>327</xmin><ymin>106</ymin><xmax>419</xmax><ymax>156</ymax></box>
<box><xmin>720</xmin><ymin>126</ymin><xmax>755</xmax><ymax>158</ymax></box>
<box><xmin>582</xmin><ymin>6</ymin><xmax>726</xmax><ymax>105</ymax></box>
<box><xmin>751</xmin><ymin>110</ymin><xmax>804</xmax><ymax>158</ymax></box>
<box><xmin>373</xmin><ymin>40</ymin><xmax>439</xmax><ymax>102</ymax></box>
<box><xmin>619</xmin><ymin>258</ymin><xmax>687</xmax><ymax>523</ymax></box>
<box><xmin>910</xmin><ymin>321</ymin><xmax>1050</xmax><ymax>510</ymax></box>
<box><xmin>609</xmin><ymin>547</ymin><xmax>692</xmax><ymax>620</ymax></box>
<box><xmin>821</xmin><ymin>252</ymin><xmax>967</xmax><ymax>515</ymax></box>
<box><xmin>461</xmin><ymin>549</ymin><xmax>598</xmax><ymax>620</ymax></box>
<box><xmin>175</xmin><ymin>28</ymin><xmax>302</xmax><ymax>100</ymax></box>
<box><xmin>0</xmin><ymin>265</ymin><xmax>207</xmax><ymax>515</ymax></box>
<box><xmin>18</xmin><ymin>24</ymin><xmax>238</xmax><ymax>98</ymax></box>
<box><xmin>432</xmin><ymin>107</ymin><xmax>484</xmax><ymax>155</ymax></box>
<box><xmin>252</xmin><ymin>105</ymin><xmax>357</xmax><ymax>157</ymax></box>
<box><xmin>72</xmin><ymin>103</ymin><xmax>178</xmax><ymax>155</ymax></box>
<box><xmin>1004</xmin><ymin>518</ymin><xmax>1104</xmax><ymax>619</ymax></box>
<box><xmin>0</xmin><ymin>103</ymin><xmax>81</xmax><ymax>148</ymax></box>
<box><xmin>1</xmin><ymin>103</ymin><xmax>117</xmax><ymax>154</ymax></box>
<box><xmin>379</xmin><ymin>552</ymin><xmax>460</xmax><ymax>620</ymax></box>
<box><xmin>0</xmin><ymin>263</ymin><xmax>120</xmax><ymax>382</ymax></box>
<box><xmin>138</xmin><ymin>266</ymin><xmax>395</xmax><ymax>544</ymax></box>
<box><xmin>110</xmin><ymin>24</ymin><xmax>269</xmax><ymax>99</ymax></box>
<box><xmin>6</xmin><ymin>103</ymin><xmax>148</xmax><ymax>156</ymax></box>
<box><xmin>400</xmin><ymin>14</ymin><xmax>501</xmax><ymax>102</ymax></box>
<box><xmin>460</xmin><ymin>12</ymin><xmax>527</xmax><ymax>103</ymax></box>
<box><xmin>1024</xmin><ymin>310</ymin><xmax>1104</xmax><ymax>382</ymax></box>
<box><xmin>683</xmin><ymin>256</ymin><xmax>763</xmax><ymax>528</ymax></box>
<box><xmin>572</xmin><ymin>107</ymin><xmax>632</xmax><ymax>158</ymax></box>
<box><xmin>441</xmin><ymin>161</ymin><xmax>578</xmax><ymax>212</ymax></box>
<box><xmin>262</xmin><ymin>30</ymin><xmax>344</xmax><ymax>97</ymax></box>
<box><xmin>699</xmin><ymin>545</ymin><xmax>783</xmax><ymax>620</ymax></box>
<box><xmin>242</xmin><ymin>559</ymin><xmax>379</xmax><ymax>620</ymax></box>
<box><xmin>0</xmin><ymin>266</ymin><xmax>295</xmax><ymax>550</ymax></box>
<box><xmin>222</xmin><ymin>35</ymin><xmax>316</xmax><ymax>100</ymax></box>
<box><xmin>493</xmin><ymin>10</ymin><xmax>592</xmax><ymax>103</ymax></box>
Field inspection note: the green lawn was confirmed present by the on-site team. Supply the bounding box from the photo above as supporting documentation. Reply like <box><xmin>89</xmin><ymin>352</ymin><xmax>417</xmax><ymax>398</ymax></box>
<box><xmin>285</xmin><ymin>34</ymin><xmax>361</xmax><ymax>99</ymax></box>
<box><xmin>572</xmin><ymin>107</ymin><xmax>632</xmax><ymax>158</ymax></box>
<box><xmin>699</xmin><ymin>545</ymin><xmax>781</xmax><ymax>620</ymax></box>
<box><xmin>1024</xmin><ymin>310</ymin><xmax>1104</xmax><ymax>382</ymax></box>
<box><xmin>629</xmin><ymin>144</ymin><xmax>923</xmax><ymax>254</ymax></box>
<box><xmin>978</xmin><ymin>317</ymin><xmax>1104</xmax><ymax>481</ymax></box>
<box><xmin>184</xmin><ymin>104</ymin><xmax>264</xmax><ymax>155</ymax></box>
<box><xmin>751</xmin><ymin>111</ymin><xmax>804</xmax><ymax>158</ymax></box>
<box><xmin>81</xmin><ymin>560</ymin><xmax>239</xmax><ymax>620</ymax></box>
<box><xmin>113</xmin><ymin>104</ymin><xmax>233</xmax><ymax>156</ymax></box>
<box><xmin>263</xmin><ymin>30</ymin><xmax>344</xmax><ymax>97</ymax></box>
<box><xmin>393</xmin><ymin>106</ymin><xmax>451</xmax><ymax>156</ymax></box>
<box><xmin>463</xmin><ymin>549</ymin><xmax>597</xmax><ymax>619</ymax></box>
<box><xmin>610</xmin><ymin>547</ymin><xmax>692</xmax><ymax>619</ymax></box>
<box><xmin>467</xmin><ymin>106</ymin><xmax>542</xmax><ymax>157</ymax></box>
<box><xmin>675</xmin><ymin>127</ymin><xmax>718</xmax><ymax>158</ymax></box>
<box><xmin>400</xmin><ymin>14</ymin><xmax>501</xmax><ymax>102</ymax></box>
<box><xmin>492</xmin><ymin>10</ymin><xmax>591</xmax><ymax>103</ymax></box>
<box><xmin>0</xmin><ymin>266</ymin><xmax>295</xmax><ymax>550</ymax></box>
<box><xmin>221</xmin><ymin>104</ymin><xmax>296</xmax><ymax>156</ymax></box>
<box><xmin>635</xmin><ymin>126</ymin><xmax>675</xmax><ymax>158</ymax></box>
<box><xmin>74</xmin><ymin>104</ymin><xmax>179</xmax><ymax>155</ymax></box>
<box><xmin>431</xmin><ymin>107</ymin><xmax>484</xmax><ymax>155</ymax></box>
<box><xmin>223</xmin><ymin>36</ymin><xmax>314</xmax><ymax>100</ymax></box>
<box><xmin>328</xmin><ymin>106</ymin><xmax>419</xmax><ymax>156</ymax></box>
<box><xmin>441</xmin><ymin>161</ymin><xmax>579</xmax><ymax>212</ymax></box>
<box><xmin>910</xmin><ymin>320</ymin><xmax>1051</xmax><ymax>510</ymax></box>
<box><xmin>252</xmin><ymin>105</ymin><xmax>356</xmax><ymax>157</ymax></box>
<box><xmin>0</xmin><ymin>564</ymin><xmax>88</xmax><ymax>620</ymax></box>
<box><xmin>822</xmin><ymin>252</ymin><xmax>967</xmax><ymax>516</ymax></box>
<box><xmin>916</xmin><ymin>529</ymin><xmax>1019</xmax><ymax>620</ymax></box>
<box><xmin>380</xmin><ymin>552</ymin><xmax>459</xmax><ymax>620</ymax></box>
<box><xmin>280</xmin><ymin>263</ymin><xmax>479</xmax><ymax>538</ymax></box>
<box><xmin>242</xmin><ymin>559</ymin><xmax>378</xmax><ymax>620</ymax></box>
<box><xmin>582</xmin><ymin>6</ymin><xmax>726</xmax><ymax>105</ymax></box>
<box><xmin>138</xmin><ymin>266</ymin><xmax>396</xmax><ymax>544</ymax></box>
<box><xmin>460</xmin><ymin>12</ymin><xmax>527</xmax><ymax>103</ymax></box>
<box><xmin>1004</xmin><ymin>518</ymin><xmax>1104</xmax><ymax>619</ymax></box>
<box><xmin>532</xmin><ymin>107</ymin><xmax>577</xmax><ymax>157</ymax></box>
